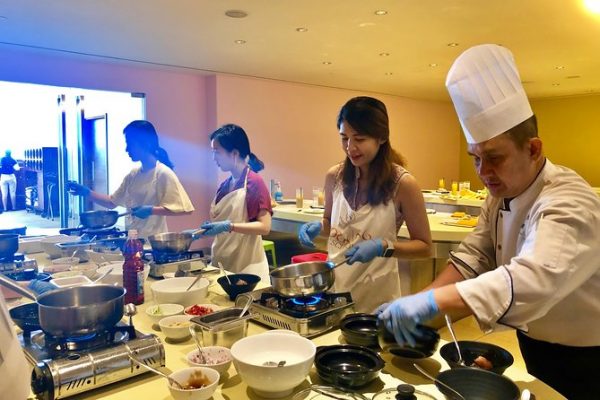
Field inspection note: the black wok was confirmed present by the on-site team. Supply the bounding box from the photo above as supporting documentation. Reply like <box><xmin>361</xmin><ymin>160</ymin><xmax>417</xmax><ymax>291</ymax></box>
<box><xmin>0</xmin><ymin>274</ymin><xmax>125</xmax><ymax>338</ymax></box>
<box><xmin>80</xmin><ymin>210</ymin><xmax>130</xmax><ymax>230</ymax></box>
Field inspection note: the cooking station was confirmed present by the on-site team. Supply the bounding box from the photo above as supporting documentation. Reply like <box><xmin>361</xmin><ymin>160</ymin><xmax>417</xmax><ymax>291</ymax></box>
<box><xmin>144</xmin><ymin>249</ymin><xmax>206</xmax><ymax>278</ymax></box>
<box><xmin>236</xmin><ymin>287</ymin><xmax>354</xmax><ymax>338</ymax></box>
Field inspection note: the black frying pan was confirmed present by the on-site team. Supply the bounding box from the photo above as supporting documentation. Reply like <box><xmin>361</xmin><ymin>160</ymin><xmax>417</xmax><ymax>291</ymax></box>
<box><xmin>9</xmin><ymin>303</ymin><xmax>41</xmax><ymax>332</ymax></box>
<box><xmin>79</xmin><ymin>210</ymin><xmax>131</xmax><ymax>230</ymax></box>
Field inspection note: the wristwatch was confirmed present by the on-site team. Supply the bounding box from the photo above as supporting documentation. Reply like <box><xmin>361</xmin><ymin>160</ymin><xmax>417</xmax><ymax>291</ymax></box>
<box><xmin>382</xmin><ymin>240</ymin><xmax>395</xmax><ymax>258</ymax></box>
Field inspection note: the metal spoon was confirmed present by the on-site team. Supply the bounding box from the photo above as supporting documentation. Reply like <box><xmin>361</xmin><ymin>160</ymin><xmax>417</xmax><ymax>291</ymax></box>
<box><xmin>185</xmin><ymin>269</ymin><xmax>204</xmax><ymax>291</ymax></box>
<box><xmin>218</xmin><ymin>262</ymin><xmax>232</xmax><ymax>285</ymax></box>
<box><xmin>413</xmin><ymin>363</ymin><xmax>466</xmax><ymax>400</ymax></box>
<box><xmin>124</xmin><ymin>303</ymin><xmax>137</xmax><ymax>327</ymax></box>
<box><xmin>128</xmin><ymin>351</ymin><xmax>184</xmax><ymax>389</ymax></box>
<box><xmin>92</xmin><ymin>267</ymin><xmax>113</xmax><ymax>284</ymax></box>
<box><xmin>238</xmin><ymin>295</ymin><xmax>253</xmax><ymax>317</ymax></box>
<box><xmin>262</xmin><ymin>360</ymin><xmax>286</xmax><ymax>367</ymax></box>
<box><xmin>188</xmin><ymin>325</ymin><xmax>207</xmax><ymax>364</ymax></box>
<box><xmin>445</xmin><ymin>314</ymin><xmax>466</xmax><ymax>366</ymax></box>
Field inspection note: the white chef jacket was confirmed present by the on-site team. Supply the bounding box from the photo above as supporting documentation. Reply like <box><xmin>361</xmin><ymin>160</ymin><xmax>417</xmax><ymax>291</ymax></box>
<box><xmin>452</xmin><ymin>159</ymin><xmax>600</xmax><ymax>346</ymax></box>
<box><xmin>110</xmin><ymin>161</ymin><xmax>194</xmax><ymax>238</ymax></box>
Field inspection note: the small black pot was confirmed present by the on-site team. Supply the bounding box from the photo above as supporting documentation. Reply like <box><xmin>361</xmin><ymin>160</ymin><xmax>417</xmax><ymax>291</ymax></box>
<box><xmin>314</xmin><ymin>344</ymin><xmax>384</xmax><ymax>389</ymax></box>
<box><xmin>378</xmin><ymin>321</ymin><xmax>440</xmax><ymax>359</ymax></box>
<box><xmin>339</xmin><ymin>313</ymin><xmax>379</xmax><ymax>347</ymax></box>
<box><xmin>217</xmin><ymin>274</ymin><xmax>261</xmax><ymax>300</ymax></box>
<box><xmin>439</xmin><ymin>340</ymin><xmax>514</xmax><ymax>375</ymax></box>
<box><xmin>436</xmin><ymin>367</ymin><xmax>520</xmax><ymax>400</ymax></box>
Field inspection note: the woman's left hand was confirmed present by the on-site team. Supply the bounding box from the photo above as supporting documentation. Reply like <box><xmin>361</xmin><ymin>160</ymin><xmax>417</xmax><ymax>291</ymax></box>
<box><xmin>132</xmin><ymin>205</ymin><xmax>154</xmax><ymax>219</ymax></box>
<box><xmin>344</xmin><ymin>238</ymin><xmax>384</xmax><ymax>264</ymax></box>
<box><xmin>200</xmin><ymin>220</ymin><xmax>232</xmax><ymax>236</ymax></box>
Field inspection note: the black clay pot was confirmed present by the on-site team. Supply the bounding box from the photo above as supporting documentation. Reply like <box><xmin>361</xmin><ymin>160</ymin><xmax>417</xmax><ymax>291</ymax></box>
<box><xmin>439</xmin><ymin>340</ymin><xmax>514</xmax><ymax>375</ymax></box>
<box><xmin>377</xmin><ymin>321</ymin><xmax>440</xmax><ymax>359</ymax></box>
<box><xmin>436</xmin><ymin>367</ymin><xmax>520</xmax><ymax>400</ymax></box>
<box><xmin>314</xmin><ymin>344</ymin><xmax>384</xmax><ymax>389</ymax></box>
<box><xmin>340</xmin><ymin>313</ymin><xmax>379</xmax><ymax>347</ymax></box>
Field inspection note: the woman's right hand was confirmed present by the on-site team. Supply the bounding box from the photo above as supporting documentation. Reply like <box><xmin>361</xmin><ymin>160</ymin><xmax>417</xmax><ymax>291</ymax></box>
<box><xmin>66</xmin><ymin>181</ymin><xmax>90</xmax><ymax>197</ymax></box>
<box><xmin>298</xmin><ymin>221</ymin><xmax>322</xmax><ymax>247</ymax></box>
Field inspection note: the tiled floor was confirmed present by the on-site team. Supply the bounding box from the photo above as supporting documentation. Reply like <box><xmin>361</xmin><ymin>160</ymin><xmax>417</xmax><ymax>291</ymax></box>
<box><xmin>0</xmin><ymin>209</ymin><xmax>60</xmax><ymax>235</ymax></box>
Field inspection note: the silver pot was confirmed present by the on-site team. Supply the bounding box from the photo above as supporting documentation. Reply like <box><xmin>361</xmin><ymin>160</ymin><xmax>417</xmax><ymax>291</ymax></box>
<box><xmin>79</xmin><ymin>210</ymin><xmax>130</xmax><ymax>230</ymax></box>
<box><xmin>269</xmin><ymin>258</ymin><xmax>348</xmax><ymax>297</ymax></box>
<box><xmin>0</xmin><ymin>274</ymin><xmax>125</xmax><ymax>338</ymax></box>
<box><xmin>148</xmin><ymin>229</ymin><xmax>204</xmax><ymax>254</ymax></box>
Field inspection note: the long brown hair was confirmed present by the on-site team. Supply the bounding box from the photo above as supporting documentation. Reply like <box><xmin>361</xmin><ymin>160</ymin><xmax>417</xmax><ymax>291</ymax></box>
<box><xmin>337</xmin><ymin>97</ymin><xmax>405</xmax><ymax>206</ymax></box>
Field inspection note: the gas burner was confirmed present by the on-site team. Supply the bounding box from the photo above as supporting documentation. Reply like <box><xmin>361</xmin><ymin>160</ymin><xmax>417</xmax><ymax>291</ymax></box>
<box><xmin>145</xmin><ymin>249</ymin><xmax>205</xmax><ymax>264</ymax></box>
<box><xmin>282</xmin><ymin>295</ymin><xmax>331</xmax><ymax>316</ymax></box>
<box><xmin>0</xmin><ymin>252</ymin><xmax>24</xmax><ymax>264</ymax></box>
<box><xmin>59</xmin><ymin>226</ymin><xmax>127</xmax><ymax>239</ymax></box>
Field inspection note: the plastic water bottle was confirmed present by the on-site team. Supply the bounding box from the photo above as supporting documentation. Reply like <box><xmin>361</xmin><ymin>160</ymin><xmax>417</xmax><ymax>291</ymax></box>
<box><xmin>274</xmin><ymin>181</ymin><xmax>283</xmax><ymax>202</ymax></box>
<box><xmin>122</xmin><ymin>229</ymin><xmax>145</xmax><ymax>305</ymax></box>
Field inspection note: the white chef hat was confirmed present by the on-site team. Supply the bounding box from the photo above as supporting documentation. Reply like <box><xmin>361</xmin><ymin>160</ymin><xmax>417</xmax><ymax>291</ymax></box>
<box><xmin>445</xmin><ymin>44</ymin><xmax>533</xmax><ymax>144</ymax></box>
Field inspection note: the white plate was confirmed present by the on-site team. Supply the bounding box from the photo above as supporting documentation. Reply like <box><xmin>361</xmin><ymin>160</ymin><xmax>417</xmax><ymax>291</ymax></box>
<box><xmin>302</xmin><ymin>208</ymin><xmax>324</xmax><ymax>214</ymax></box>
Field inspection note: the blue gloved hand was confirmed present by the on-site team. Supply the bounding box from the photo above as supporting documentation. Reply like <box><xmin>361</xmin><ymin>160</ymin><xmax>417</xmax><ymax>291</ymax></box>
<box><xmin>66</xmin><ymin>181</ymin><xmax>90</xmax><ymax>197</ymax></box>
<box><xmin>378</xmin><ymin>290</ymin><xmax>439</xmax><ymax>347</ymax></box>
<box><xmin>132</xmin><ymin>205</ymin><xmax>154</xmax><ymax>219</ymax></box>
<box><xmin>200</xmin><ymin>220</ymin><xmax>232</xmax><ymax>236</ymax></box>
<box><xmin>298</xmin><ymin>221</ymin><xmax>322</xmax><ymax>247</ymax></box>
<box><xmin>344</xmin><ymin>239</ymin><xmax>384</xmax><ymax>264</ymax></box>
<box><xmin>182</xmin><ymin>228</ymin><xmax>203</xmax><ymax>240</ymax></box>
<box><xmin>28</xmin><ymin>279</ymin><xmax>56</xmax><ymax>295</ymax></box>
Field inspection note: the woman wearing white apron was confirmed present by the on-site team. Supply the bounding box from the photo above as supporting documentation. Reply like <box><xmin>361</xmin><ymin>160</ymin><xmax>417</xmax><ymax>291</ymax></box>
<box><xmin>198</xmin><ymin>124</ymin><xmax>272</xmax><ymax>283</ymax></box>
<box><xmin>299</xmin><ymin>97</ymin><xmax>432</xmax><ymax>313</ymax></box>
<box><xmin>67</xmin><ymin>120</ymin><xmax>194</xmax><ymax>238</ymax></box>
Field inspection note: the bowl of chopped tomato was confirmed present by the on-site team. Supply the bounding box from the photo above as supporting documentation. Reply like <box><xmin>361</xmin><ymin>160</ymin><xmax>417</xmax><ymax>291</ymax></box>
<box><xmin>185</xmin><ymin>303</ymin><xmax>222</xmax><ymax>317</ymax></box>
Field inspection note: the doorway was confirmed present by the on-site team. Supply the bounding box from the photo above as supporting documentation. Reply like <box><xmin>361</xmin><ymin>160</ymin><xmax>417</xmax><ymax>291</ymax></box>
<box><xmin>0</xmin><ymin>81</ymin><xmax>145</xmax><ymax>235</ymax></box>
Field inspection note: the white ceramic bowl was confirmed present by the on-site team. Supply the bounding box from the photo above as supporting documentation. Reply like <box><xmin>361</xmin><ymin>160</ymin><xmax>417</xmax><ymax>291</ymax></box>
<box><xmin>184</xmin><ymin>303</ymin><xmax>222</xmax><ymax>317</ymax></box>
<box><xmin>159</xmin><ymin>315</ymin><xmax>194</xmax><ymax>340</ymax></box>
<box><xmin>50</xmin><ymin>275</ymin><xmax>92</xmax><ymax>288</ymax></box>
<box><xmin>162</xmin><ymin>272</ymin><xmax>176</xmax><ymax>279</ymax></box>
<box><xmin>167</xmin><ymin>367</ymin><xmax>219</xmax><ymax>400</ymax></box>
<box><xmin>95</xmin><ymin>262</ymin><xmax>150</xmax><ymax>286</ymax></box>
<box><xmin>230</xmin><ymin>331</ymin><xmax>316</xmax><ymax>398</ymax></box>
<box><xmin>186</xmin><ymin>346</ymin><xmax>232</xmax><ymax>375</ymax></box>
<box><xmin>70</xmin><ymin>263</ymin><xmax>97</xmax><ymax>278</ymax></box>
<box><xmin>52</xmin><ymin>256</ymin><xmax>80</xmax><ymax>266</ymax></box>
<box><xmin>151</xmin><ymin>277</ymin><xmax>210</xmax><ymax>307</ymax></box>
<box><xmin>145</xmin><ymin>303</ymin><xmax>184</xmax><ymax>325</ymax></box>
<box><xmin>85</xmin><ymin>249</ymin><xmax>124</xmax><ymax>264</ymax></box>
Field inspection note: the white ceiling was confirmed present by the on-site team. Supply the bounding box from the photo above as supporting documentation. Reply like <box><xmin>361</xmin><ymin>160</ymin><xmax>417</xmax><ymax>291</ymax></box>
<box><xmin>1</xmin><ymin>0</ymin><xmax>600</xmax><ymax>101</ymax></box>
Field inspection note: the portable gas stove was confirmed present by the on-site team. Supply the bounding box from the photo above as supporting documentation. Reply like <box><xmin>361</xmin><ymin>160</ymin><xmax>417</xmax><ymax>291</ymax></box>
<box><xmin>145</xmin><ymin>249</ymin><xmax>207</xmax><ymax>278</ymax></box>
<box><xmin>0</xmin><ymin>252</ymin><xmax>38</xmax><ymax>273</ymax></box>
<box><xmin>19</xmin><ymin>323</ymin><xmax>165</xmax><ymax>400</ymax></box>
<box><xmin>236</xmin><ymin>287</ymin><xmax>355</xmax><ymax>338</ymax></box>
<box><xmin>59</xmin><ymin>226</ymin><xmax>128</xmax><ymax>241</ymax></box>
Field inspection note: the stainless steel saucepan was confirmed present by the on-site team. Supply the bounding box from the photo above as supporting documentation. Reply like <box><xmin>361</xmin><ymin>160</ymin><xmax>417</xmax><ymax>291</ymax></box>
<box><xmin>148</xmin><ymin>229</ymin><xmax>205</xmax><ymax>254</ymax></box>
<box><xmin>0</xmin><ymin>274</ymin><xmax>125</xmax><ymax>338</ymax></box>
<box><xmin>269</xmin><ymin>258</ymin><xmax>349</xmax><ymax>297</ymax></box>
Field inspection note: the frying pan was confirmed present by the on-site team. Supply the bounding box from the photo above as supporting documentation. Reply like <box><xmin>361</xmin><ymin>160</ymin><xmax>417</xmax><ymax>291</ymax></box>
<box><xmin>9</xmin><ymin>302</ymin><xmax>41</xmax><ymax>333</ymax></box>
<box><xmin>0</xmin><ymin>274</ymin><xmax>125</xmax><ymax>338</ymax></box>
<box><xmin>269</xmin><ymin>257</ymin><xmax>349</xmax><ymax>297</ymax></box>
<box><xmin>79</xmin><ymin>210</ymin><xmax>131</xmax><ymax>230</ymax></box>
<box><xmin>148</xmin><ymin>229</ymin><xmax>205</xmax><ymax>254</ymax></box>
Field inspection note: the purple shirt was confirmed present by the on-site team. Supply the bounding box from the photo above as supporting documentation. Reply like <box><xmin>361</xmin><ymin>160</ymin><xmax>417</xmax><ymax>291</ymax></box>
<box><xmin>215</xmin><ymin>168</ymin><xmax>272</xmax><ymax>221</ymax></box>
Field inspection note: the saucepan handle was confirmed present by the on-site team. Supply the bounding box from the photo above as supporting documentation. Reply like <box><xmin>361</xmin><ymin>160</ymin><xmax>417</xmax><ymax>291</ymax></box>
<box><xmin>0</xmin><ymin>274</ymin><xmax>38</xmax><ymax>301</ymax></box>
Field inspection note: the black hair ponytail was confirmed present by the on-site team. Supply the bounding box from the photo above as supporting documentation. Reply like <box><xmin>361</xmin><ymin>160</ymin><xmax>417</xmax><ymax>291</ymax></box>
<box><xmin>248</xmin><ymin>152</ymin><xmax>264</xmax><ymax>172</ymax></box>
<box><xmin>156</xmin><ymin>147</ymin><xmax>174</xmax><ymax>169</ymax></box>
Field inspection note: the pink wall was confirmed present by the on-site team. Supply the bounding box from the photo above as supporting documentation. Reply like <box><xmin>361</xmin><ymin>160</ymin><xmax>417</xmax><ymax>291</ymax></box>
<box><xmin>213</xmin><ymin>74</ymin><xmax>460</xmax><ymax>194</ymax></box>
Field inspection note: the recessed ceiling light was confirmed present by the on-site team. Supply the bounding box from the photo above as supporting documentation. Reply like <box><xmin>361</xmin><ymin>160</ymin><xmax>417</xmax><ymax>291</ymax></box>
<box><xmin>296</xmin><ymin>27</ymin><xmax>308</xmax><ymax>32</ymax></box>
<box><xmin>322</xmin><ymin>61</ymin><xmax>332</xmax><ymax>65</ymax></box>
<box><xmin>374</xmin><ymin>10</ymin><xmax>388</xmax><ymax>15</ymax></box>
<box><xmin>447</xmin><ymin>43</ymin><xmax>459</xmax><ymax>47</ymax></box>
<box><xmin>225</xmin><ymin>10</ymin><xmax>248</xmax><ymax>18</ymax></box>
<box><xmin>384</xmin><ymin>72</ymin><xmax>393</xmax><ymax>76</ymax></box>
<box><xmin>552</xmin><ymin>83</ymin><xmax>560</xmax><ymax>86</ymax></box>
<box><xmin>566</xmin><ymin>75</ymin><xmax>581</xmax><ymax>79</ymax></box>
<box><xmin>234</xmin><ymin>39</ymin><xmax>246</xmax><ymax>44</ymax></box>
<box><xmin>429</xmin><ymin>63</ymin><xmax>438</xmax><ymax>67</ymax></box>
<box><xmin>555</xmin><ymin>66</ymin><xmax>565</xmax><ymax>70</ymax></box>
<box><xmin>379</xmin><ymin>52</ymin><xmax>390</xmax><ymax>57</ymax></box>
<box><xmin>584</xmin><ymin>0</ymin><xmax>600</xmax><ymax>13</ymax></box>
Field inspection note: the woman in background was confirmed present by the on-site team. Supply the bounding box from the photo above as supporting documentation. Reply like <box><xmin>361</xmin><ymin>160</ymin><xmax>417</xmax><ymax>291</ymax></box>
<box><xmin>298</xmin><ymin>96</ymin><xmax>432</xmax><ymax>313</ymax></box>
<box><xmin>197</xmin><ymin>124</ymin><xmax>272</xmax><ymax>282</ymax></box>
<box><xmin>67</xmin><ymin>120</ymin><xmax>194</xmax><ymax>238</ymax></box>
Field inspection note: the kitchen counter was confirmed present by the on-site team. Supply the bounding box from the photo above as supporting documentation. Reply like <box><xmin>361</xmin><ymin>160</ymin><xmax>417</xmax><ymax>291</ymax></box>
<box><xmin>11</xmin><ymin>253</ymin><xmax>564</xmax><ymax>400</ymax></box>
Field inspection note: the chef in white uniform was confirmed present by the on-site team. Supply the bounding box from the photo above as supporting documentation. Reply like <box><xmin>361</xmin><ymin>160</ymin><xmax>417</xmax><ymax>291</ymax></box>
<box><xmin>68</xmin><ymin>120</ymin><xmax>194</xmax><ymax>238</ymax></box>
<box><xmin>299</xmin><ymin>97</ymin><xmax>432</xmax><ymax>313</ymax></box>
<box><xmin>197</xmin><ymin>124</ymin><xmax>272</xmax><ymax>283</ymax></box>
<box><xmin>0</xmin><ymin>296</ymin><xmax>32</xmax><ymax>399</ymax></box>
<box><xmin>377</xmin><ymin>44</ymin><xmax>600</xmax><ymax>399</ymax></box>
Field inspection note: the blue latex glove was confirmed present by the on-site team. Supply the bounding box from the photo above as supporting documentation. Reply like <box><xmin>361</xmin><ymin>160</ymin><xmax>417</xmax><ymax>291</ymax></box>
<box><xmin>344</xmin><ymin>239</ymin><xmax>384</xmax><ymax>264</ymax></box>
<box><xmin>28</xmin><ymin>279</ymin><xmax>56</xmax><ymax>295</ymax></box>
<box><xmin>66</xmin><ymin>181</ymin><xmax>90</xmax><ymax>197</ymax></box>
<box><xmin>298</xmin><ymin>221</ymin><xmax>322</xmax><ymax>248</ymax></box>
<box><xmin>132</xmin><ymin>205</ymin><xmax>154</xmax><ymax>219</ymax></box>
<box><xmin>200</xmin><ymin>220</ymin><xmax>232</xmax><ymax>236</ymax></box>
<box><xmin>377</xmin><ymin>290</ymin><xmax>439</xmax><ymax>347</ymax></box>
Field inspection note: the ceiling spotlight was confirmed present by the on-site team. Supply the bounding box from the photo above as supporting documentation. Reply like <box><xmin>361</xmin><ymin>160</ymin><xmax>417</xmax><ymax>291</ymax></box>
<box><xmin>225</xmin><ymin>10</ymin><xmax>248</xmax><ymax>18</ymax></box>
<box><xmin>296</xmin><ymin>27</ymin><xmax>308</xmax><ymax>32</ymax></box>
<box><xmin>322</xmin><ymin>61</ymin><xmax>332</xmax><ymax>65</ymax></box>
<box><xmin>447</xmin><ymin>43</ymin><xmax>459</xmax><ymax>47</ymax></box>
<box><xmin>555</xmin><ymin>66</ymin><xmax>565</xmax><ymax>70</ymax></box>
<box><xmin>379</xmin><ymin>52</ymin><xmax>390</xmax><ymax>57</ymax></box>
<box><xmin>429</xmin><ymin>63</ymin><xmax>438</xmax><ymax>67</ymax></box>
<box><xmin>584</xmin><ymin>0</ymin><xmax>600</xmax><ymax>14</ymax></box>
<box><xmin>374</xmin><ymin>10</ymin><xmax>388</xmax><ymax>15</ymax></box>
<box><xmin>566</xmin><ymin>75</ymin><xmax>581</xmax><ymax>79</ymax></box>
<box><xmin>384</xmin><ymin>72</ymin><xmax>393</xmax><ymax>76</ymax></box>
<box><xmin>234</xmin><ymin>39</ymin><xmax>246</xmax><ymax>44</ymax></box>
<box><xmin>552</xmin><ymin>83</ymin><xmax>560</xmax><ymax>86</ymax></box>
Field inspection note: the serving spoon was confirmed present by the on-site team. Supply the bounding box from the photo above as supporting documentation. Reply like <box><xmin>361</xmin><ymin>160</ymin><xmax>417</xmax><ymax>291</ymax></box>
<box><xmin>188</xmin><ymin>325</ymin><xmax>207</xmax><ymax>364</ymax></box>
<box><xmin>128</xmin><ymin>351</ymin><xmax>184</xmax><ymax>389</ymax></box>
<box><xmin>413</xmin><ymin>363</ymin><xmax>466</xmax><ymax>400</ymax></box>
<box><xmin>218</xmin><ymin>262</ymin><xmax>233</xmax><ymax>285</ymax></box>
<box><xmin>444</xmin><ymin>314</ymin><xmax>466</xmax><ymax>366</ymax></box>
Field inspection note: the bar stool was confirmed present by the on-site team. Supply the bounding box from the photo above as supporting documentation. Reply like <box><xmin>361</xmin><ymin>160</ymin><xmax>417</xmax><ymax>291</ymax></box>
<box><xmin>262</xmin><ymin>240</ymin><xmax>278</xmax><ymax>269</ymax></box>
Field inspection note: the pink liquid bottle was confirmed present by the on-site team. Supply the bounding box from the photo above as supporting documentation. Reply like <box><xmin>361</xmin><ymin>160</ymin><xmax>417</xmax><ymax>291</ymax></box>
<box><xmin>122</xmin><ymin>229</ymin><xmax>145</xmax><ymax>305</ymax></box>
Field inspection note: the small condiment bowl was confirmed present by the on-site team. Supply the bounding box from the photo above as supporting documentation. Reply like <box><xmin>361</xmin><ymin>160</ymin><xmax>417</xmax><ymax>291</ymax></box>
<box><xmin>184</xmin><ymin>304</ymin><xmax>221</xmax><ymax>317</ymax></box>
<box><xmin>159</xmin><ymin>315</ymin><xmax>194</xmax><ymax>340</ymax></box>
<box><xmin>145</xmin><ymin>303</ymin><xmax>184</xmax><ymax>326</ymax></box>
<box><xmin>167</xmin><ymin>366</ymin><xmax>220</xmax><ymax>400</ymax></box>
<box><xmin>186</xmin><ymin>346</ymin><xmax>233</xmax><ymax>375</ymax></box>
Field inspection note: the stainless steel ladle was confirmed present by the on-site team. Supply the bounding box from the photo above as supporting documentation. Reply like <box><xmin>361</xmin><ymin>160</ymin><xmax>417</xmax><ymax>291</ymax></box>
<box><xmin>413</xmin><ymin>363</ymin><xmax>466</xmax><ymax>400</ymax></box>
<box><xmin>445</xmin><ymin>314</ymin><xmax>466</xmax><ymax>366</ymax></box>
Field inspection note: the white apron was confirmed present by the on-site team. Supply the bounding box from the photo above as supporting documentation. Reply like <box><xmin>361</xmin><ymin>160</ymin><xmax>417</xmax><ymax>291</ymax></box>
<box><xmin>210</xmin><ymin>170</ymin><xmax>269</xmax><ymax>283</ymax></box>
<box><xmin>328</xmin><ymin>187</ymin><xmax>401</xmax><ymax>313</ymax></box>
<box><xmin>0</xmin><ymin>297</ymin><xmax>31</xmax><ymax>400</ymax></box>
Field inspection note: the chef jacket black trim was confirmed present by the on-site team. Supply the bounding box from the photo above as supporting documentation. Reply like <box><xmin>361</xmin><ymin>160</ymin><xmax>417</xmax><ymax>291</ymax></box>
<box><xmin>496</xmin><ymin>265</ymin><xmax>523</xmax><ymax>332</ymax></box>
<box><xmin>449</xmin><ymin>251</ymin><xmax>478</xmax><ymax>277</ymax></box>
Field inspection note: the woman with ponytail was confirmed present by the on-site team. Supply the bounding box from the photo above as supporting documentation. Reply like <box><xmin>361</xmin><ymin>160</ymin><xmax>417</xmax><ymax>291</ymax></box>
<box><xmin>298</xmin><ymin>97</ymin><xmax>432</xmax><ymax>312</ymax></box>
<box><xmin>197</xmin><ymin>124</ymin><xmax>272</xmax><ymax>281</ymax></box>
<box><xmin>67</xmin><ymin>120</ymin><xmax>194</xmax><ymax>238</ymax></box>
